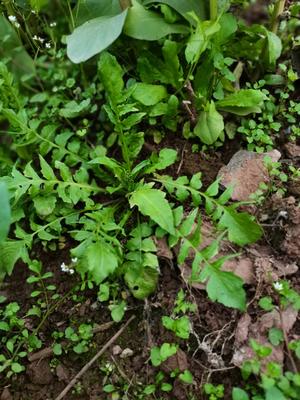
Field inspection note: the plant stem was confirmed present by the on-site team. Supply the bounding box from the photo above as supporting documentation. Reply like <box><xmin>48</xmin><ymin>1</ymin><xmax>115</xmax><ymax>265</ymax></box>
<box><xmin>210</xmin><ymin>0</ymin><xmax>218</xmax><ymax>21</ymax></box>
<box><xmin>119</xmin><ymin>0</ymin><xmax>132</xmax><ymax>10</ymax></box>
<box><xmin>270</xmin><ymin>0</ymin><xmax>286</xmax><ymax>33</ymax></box>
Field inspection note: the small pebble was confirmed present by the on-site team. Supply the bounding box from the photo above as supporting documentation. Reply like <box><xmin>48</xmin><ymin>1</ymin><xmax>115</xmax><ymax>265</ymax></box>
<box><xmin>112</xmin><ymin>345</ymin><xmax>122</xmax><ymax>356</ymax></box>
<box><xmin>120</xmin><ymin>348</ymin><xmax>134</xmax><ymax>359</ymax></box>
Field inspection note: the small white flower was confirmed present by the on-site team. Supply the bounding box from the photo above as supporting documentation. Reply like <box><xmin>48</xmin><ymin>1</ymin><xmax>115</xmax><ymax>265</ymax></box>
<box><xmin>71</xmin><ymin>257</ymin><xmax>78</xmax><ymax>263</ymax></box>
<box><xmin>273</xmin><ymin>282</ymin><xmax>283</xmax><ymax>291</ymax></box>
<box><xmin>60</xmin><ymin>262</ymin><xmax>67</xmax><ymax>272</ymax></box>
<box><xmin>50</xmin><ymin>22</ymin><xmax>57</xmax><ymax>27</ymax></box>
<box><xmin>8</xmin><ymin>15</ymin><xmax>20</xmax><ymax>28</ymax></box>
<box><xmin>60</xmin><ymin>262</ymin><xmax>75</xmax><ymax>275</ymax></box>
<box><xmin>8</xmin><ymin>15</ymin><xmax>17</xmax><ymax>22</ymax></box>
<box><xmin>45</xmin><ymin>42</ymin><xmax>51</xmax><ymax>49</ymax></box>
<box><xmin>32</xmin><ymin>35</ymin><xmax>44</xmax><ymax>43</ymax></box>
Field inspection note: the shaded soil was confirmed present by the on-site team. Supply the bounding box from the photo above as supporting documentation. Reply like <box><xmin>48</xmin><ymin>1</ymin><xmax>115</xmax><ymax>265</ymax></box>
<box><xmin>1</xmin><ymin>136</ymin><xmax>299</xmax><ymax>400</ymax></box>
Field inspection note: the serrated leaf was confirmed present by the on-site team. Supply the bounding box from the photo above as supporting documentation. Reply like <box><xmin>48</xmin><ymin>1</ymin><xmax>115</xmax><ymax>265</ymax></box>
<box><xmin>129</xmin><ymin>186</ymin><xmax>175</xmax><ymax>235</ymax></box>
<box><xmin>179</xmin><ymin>208</ymin><xmax>198</xmax><ymax>237</ymax></box>
<box><xmin>218</xmin><ymin>208</ymin><xmax>262</xmax><ymax>246</ymax></box>
<box><xmin>80</xmin><ymin>241</ymin><xmax>119</xmax><ymax>284</ymax></box>
<box><xmin>98</xmin><ymin>51</ymin><xmax>124</xmax><ymax>105</ymax></box>
<box><xmin>33</xmin><ymin>195</ymin><xmax>57</xmax><ymax>217</ymax></box>
<box><xmin>205</xmin><ymin>180</ymin><xmax>219</xmax><ymax>196</ymax></box>
<box><xmin>202</xmin><ymin>264</ymin><xmax>246</xmax><ymax>311</ymax></box>
<box><xmin>216</xmin><ymin>89</ymin><xmax>266</xmax><ymax>116</ymax></box>
<box><xmin>0</xmin><ymin>241</ymin><xmax>26</xmax><ymax>276</ymax></box>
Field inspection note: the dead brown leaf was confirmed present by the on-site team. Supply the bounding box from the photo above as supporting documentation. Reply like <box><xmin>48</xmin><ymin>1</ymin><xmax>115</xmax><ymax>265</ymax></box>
<box><xmin>1</xmin><ymin>389</ymin><xmax>13</xmax><ymax>400</ymax></box>
<box><xmin>161</xmin><ymin>349</ymin><xmax>188</xmax><ymax>373</ymax></box>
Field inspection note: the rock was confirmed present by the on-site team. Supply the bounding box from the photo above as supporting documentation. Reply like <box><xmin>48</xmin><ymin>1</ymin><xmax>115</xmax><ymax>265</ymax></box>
<box><xmin>235</xmin><ymin>314</ymin><xmax>251</xmax><ymax>345</ymax></box>
<box><xmin>222</xmin><ymin>257</ymin><xmax>255</xmax><ymax>284</ymax></box>
<box><xmin>120</xmin><ymin>348</ymin><xmax>134</xmax><ymax>359</ymax></box>
<box><xmin>112</xmin><ymin>345</ymin><xmax>122</xmax><ymax>356</ymax></box>
<box><xmin>27</xmin><ymin>359</ymin><xmax>53</xmax><ymax>385</ymax></box>
<box><xmin>56</xmin><ymin>364</ymin><xmax>69</xmax><ymax>382</ymax></box>
<box><xmin>284</xmin><ymin>143</ymin><xmax>300</xmax><ymax>158</ymax></box>
<box><xmin>218</xmin><ymin>149</ymin><xmax>281</xmax><ymax>201</ymax></box>
<box><xmin>232</xmin><ymin>307</ymin><xmax>298</xmax><ymax>368</ymax></box>
<box><xmin>255</xmin><ymin>256</ymin><xmax>298</xmax><ymax>282</ymax></box>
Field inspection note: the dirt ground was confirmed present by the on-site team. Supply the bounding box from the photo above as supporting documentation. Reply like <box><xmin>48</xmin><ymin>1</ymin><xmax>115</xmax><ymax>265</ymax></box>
<box><xmin>1</xmin><ymin>133</ymin><xmax>299</xmax><ymax>400</ymax></box>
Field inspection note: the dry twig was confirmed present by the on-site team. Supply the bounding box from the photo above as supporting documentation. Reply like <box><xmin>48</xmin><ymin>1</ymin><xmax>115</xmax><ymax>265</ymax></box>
<box><xmin>54</xmin><ymin>315</ymin><xmax>135</xmax><ymax>400</ymax></box>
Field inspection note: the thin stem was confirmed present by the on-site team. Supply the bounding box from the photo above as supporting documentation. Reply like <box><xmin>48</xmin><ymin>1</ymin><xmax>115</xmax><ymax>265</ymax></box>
<box><xmin>67</xmin><ymin>0</ymin><xmax>75</xmax><ymax>30</ymax></box>
<box><xmin>210</xmin><ymin>0</ymin><xmax>218</xmax><ymax>21</ymax></box>
<box><xmin>270</xmin><ymin>0</ymin><xmax>286</xmax><ymax>33</ymax></box>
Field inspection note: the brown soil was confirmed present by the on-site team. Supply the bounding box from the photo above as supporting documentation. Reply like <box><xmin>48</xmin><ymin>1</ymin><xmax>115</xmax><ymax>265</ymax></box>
<box><xmin>1</xmin><ymin>135</ymin><xmax>299</xmax><ymax>400</ymax></box>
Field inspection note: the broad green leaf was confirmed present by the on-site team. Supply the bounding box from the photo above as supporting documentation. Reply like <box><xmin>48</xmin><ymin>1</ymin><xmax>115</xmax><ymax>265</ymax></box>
<box><xmin>201</xmin><ymin>264</ymin><xmax>246</xmax><ymax>311</ymax></box>
<box><xmin>160</xmin><ymin>343</ymin><xmax>178</xmax><ymax>360</ymax></box>
<box><xmin>0</xmin><ymin>16</ymin><xmax>35</xmax><ymax>80</ymax></box>
<box><xmin>179</xmin><ymin>370</ymin><xmax>193</xmax><ymax>384</ymax></box>
<box><xmin>185</xmin><ymin>20</ymin><xmax>220</xmax><ymax>64</ymax></box>
<box><xmin>265</xmin><ymin>387</ymin><xmax>285</xmax><ymax>400</ymax></box>
<box><xmin>266</xmin><ymin>31</ymin><xmax>282</xmax><ymax>66</ymax></box>
<box><xmin>39</xmin><ymin>155</ymin><xmax>56</xmax><ymax>180</ymax></box>
<box><xmin>98</xmin><ymin>52</ymin><xmax>124</xmax><ymax>104</ymax></box>
<box><xmin>0</xmin><ymin>183</ymin><xmax>10</xmax><ymax>243</ymax></box>
<box><xmin>66</xmin><ymin>9</ymin><xmax>128</xmax><ymax>63</ymax></box>
<box><xmin>151</xmin><ymin>343</ymin><xmax>177</xmax><ymax>366</ymax></box>
<box><xmin>143</xmin><ymin>0</ymin><xmax>207</xmax><ymax>22</ymax></box>
<box><xmin>74</xmin><ymin>0</ymin><xmax>121</xmax><ymax>25</ymax></box>
<box><xmin>30</xmin><ymin>0</ymin><xmax>48</xmax><ymax>11</ymax></box>
<box><xmin>11</xmin><ymin>362</ymin><xmax>23</xmax><ymax>373</ymax></box>
<box><xmin>80</xmin><ymin>241</ymin><xmax>119</xmax><ymax>284</ymax></box>
<box><xmin>109</xmin><ymin>300</ymin><xmax>126</xmax><ymax>322</ymax></box>
<box><xmin>59</xmin><ymin>99</ymin><xmax>91</xmax><ymax>118</ymax></box>
<box><xmin>125</xmin><ymin>265</ymin><xmax>158</xmax><ymax>299</ymax></box>
<box><xmin>218</xmin><ymin>208</ymin><xmax>262</xmax><ymax>246</ymax></box>
<box><xmin>216</xmin><ymin>89</ymin><xmax>266</xmax><ymax>116</ymax></box>
<box><xmin>268</xmin><ymin>328</ymin><xmax>283</xmax><ymax>346</ymax></box>
<box><xmin>132</xmin><ymin>83</ymin><xmax>167</xmax><ymax>106</ymax></box>
<box><xmin>0</xmin><ymin>240</ymin><xmax>26</xmax><ymax>276</ymax></box>
<box><xmin>33</xmin><ymin>195</ymin><xmax>57</xmax><ymax>217</ymax></box>
<box><xmin>162</xmin><ymin>40</ymin><xmax>182</xmax><ymax>88</ymax></box>
<box><xmin>146</xmin><ymin>148</ymin><xmax>177</xmax><ymax>174</ymax></box>
<box><xmin>194</xmin><ymin>101</ymin><xmax>224</xmax><ymax>145</ymax></box>
<box><xmin>214</xmin><ymin>13</ymin><xmax>237</xmax><ymax>44</ymax></box>
<box><xmin>129</xmin><ymin>186</ymin><xmax>175</xmax><ymax>235</ymax></box>
<box><xmin>124</xmin><ymin>0</ymin><xmax>188</xmax><ymax>41</ymax></box>
<box><xmin>162</xmin><ymin>316</ymin><xmax>190</xmax><ymax>339</ymax></box>
<box><xmin>232</xmin><ymin>388</ymin><xmax>249</xmax><ymax>400</ymax></box>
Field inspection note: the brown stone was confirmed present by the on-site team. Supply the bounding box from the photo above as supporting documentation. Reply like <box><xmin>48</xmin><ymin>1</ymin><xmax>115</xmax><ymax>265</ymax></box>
<box><xmin>218</xmin><ymin>149</ymin><xmax>281</xmax><ymax>201</ymax></box>
<box><xmin>27</xmin><ymin>359</ymin><xmax>53</xmax><ymax>385</ymax></box>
